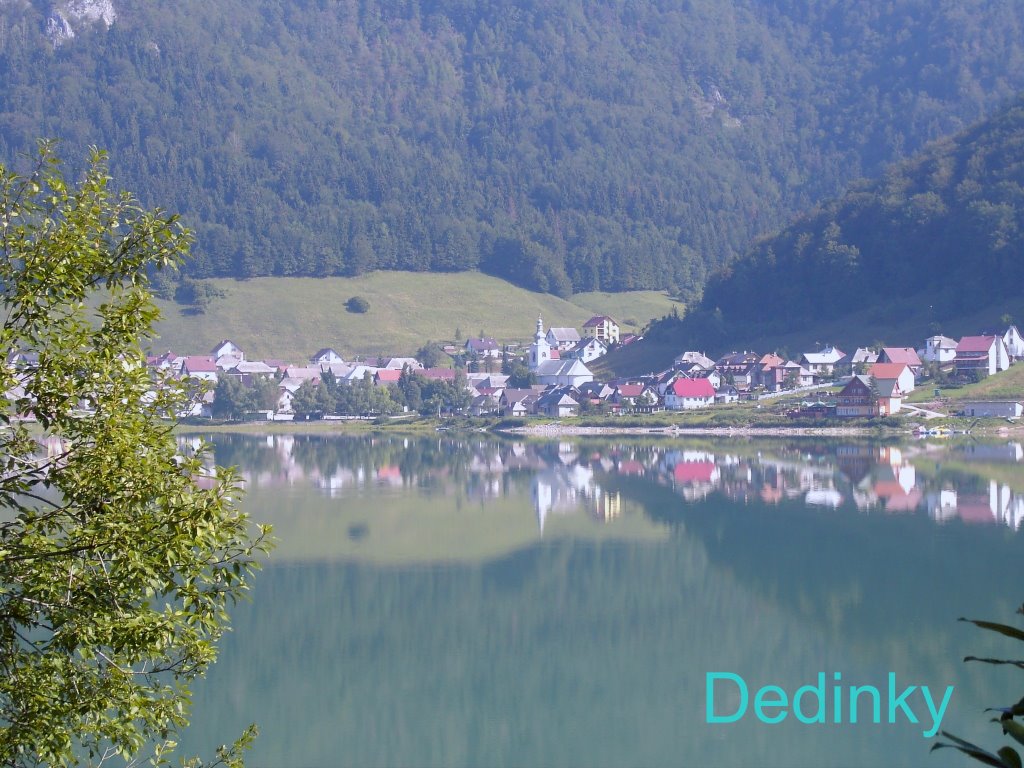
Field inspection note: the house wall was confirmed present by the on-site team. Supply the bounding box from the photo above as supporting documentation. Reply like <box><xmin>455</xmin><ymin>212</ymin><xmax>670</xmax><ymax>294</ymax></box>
<box><xmin>962</xmin><ymin>401</ymin><xmax>1024</xmax><ymax>418</ymax></box>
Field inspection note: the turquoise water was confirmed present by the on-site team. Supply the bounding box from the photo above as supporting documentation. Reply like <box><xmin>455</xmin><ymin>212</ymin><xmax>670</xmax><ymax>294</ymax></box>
<box><xmin>179</xmin><ymin>434</ymin><xmax>1024</xmax><ymax>767</ymax></box>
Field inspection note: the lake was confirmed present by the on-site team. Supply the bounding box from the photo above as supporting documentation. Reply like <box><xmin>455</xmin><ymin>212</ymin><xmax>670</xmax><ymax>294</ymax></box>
<box><xmin>178</xmin><ymin>433</ymin><xmax>1024</xmax><ymax>767</ymax></box>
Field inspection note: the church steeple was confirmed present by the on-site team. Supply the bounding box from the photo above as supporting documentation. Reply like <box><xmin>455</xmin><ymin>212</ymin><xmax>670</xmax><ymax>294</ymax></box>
<box><xmin>530</xmin><ymin>315</ymin><xmax>550</xmax><ymax>371</ymax></box>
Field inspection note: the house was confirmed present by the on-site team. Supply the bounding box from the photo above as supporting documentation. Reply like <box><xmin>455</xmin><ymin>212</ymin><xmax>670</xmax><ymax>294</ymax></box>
<box><xmin>210</xmin><ymin>340</ymin><xmax>244</xmax><ymax>361</ymax></box>
<box><xmin>612</xmin><ymin>383</ymin><xmax>659</xmax><ymax>410</ymax></box>
<box><xmin>868</xmin><ymin>362</ymin><xmax>915</xmax><ymax>394</ymax></box>
<box><xmin>545</xmin><ymin>327</ymin><xmax>581</xmax><ymax>351</ymax></box>
<box><xmin>959</xmin><ymin>401</ymin><xmax>1024</xmax><ymax>418</ymax></box>
<box><xmin>578</xmin><ymin>381</ymin><xmax>615</xmax><ymax>405</ymax></box>
<box><xmin>1004</xmin><ymin>326</ymin><xmax>1024</xmax><ymax>360</ymax></box>
<box><xmin>181</xmin><ymin>356</ymin><xmax>218</xmax><ymax>382</ymax></box>
<box><xmin>465</xmin><ymin>337</ymin><xmax>501</xmax><ymax>358</ymax></box>
<box><xmin>283</xmin><ymin>366</ymin><xmax>323</xmax><ymax>383</ymax></box>
<box><xmin>664</xmin><ymin>378</ymin><xmax>715</xmax><ymax>410</ymax></box>
<box><xmin>873</xmin><ymin>377</ymin><xmax>903</xmax><ymax>416</ymax></box>
<box><xmin>715</xmin><ymin>385</ymin><xmax>740</xmax><ymax>404</ymax></box>
<box><xmin>469</xmin><ymin>392</ymin><xmax>502</xmax><ymax>416</ymax></box>
<box><xmin>715</xmin><ymin>351</ymin><xmax>761</xmax><ymax>390</ymax></box>
<box><xmin>801</xmin><ymin>346</ymin><xmax>845</xmax><ymax>379</ymax></box>
<box><xmin>374</xmin><ymin>369</ymin><xmax>402</xmax><ymax>386</ymax></box>
<box><xmin>311</xmin><ymin>348</ymin><xmax>344</xmax><ymax>365</ymax></box>
<box><xmin>227</xmin><ymin>360</ymin><xmax>279</xmax><ymax>385</ymax></box>
<box><xmin>214</xmin><ymin>355</ymin><xmax>243</xmax><ymax>371</ymax></box>
<box><xmin>582</xmin><ymin>315</ymin><xmax>620</xmax><ymax>345</ymax></box>
<box><xmin>754</xmin><ymin>355</ymin><xmax>810</xmax><ymax>391</ymax></box>
<box><xmin>847</xmin><ymin>348</ymin><xmax>879</xmax><ymax>373</ymax></box>
<box><xmin>563</xmin><ymin>337</ymin><xmax>608</xmax><ymax>364</ymax></box>
<box><xmin>501</xmin><ymin>388</ymin><xmax>542</xmax><ymax>417</ymax></box>
<box><xmin>920</xmin><ymin>335</ymin><xmax>958</xmax><ymax>364</ymax></box>
<box><xmin>878</xmin><ymin>347</ymin><xmax>922</xmax><ymax>375</ymax></box>
<box><xmin>835</xmin><ymin>375</ymin><xmax>876</xmax><ymax>418</ymax></box>
<box><xmin>536</xmin><ymin>388</ymin><xmax>580</xmax><ymax>418</ymax></box>
<box><xmin>955</xmin><ymin>336</ymin><xmax>1010</xmax><ymax>376</ymax></box>
<box><xmin>675</xmin><ymin>351</ymin><xmax>716</xmax><ymax>370</ymax></box>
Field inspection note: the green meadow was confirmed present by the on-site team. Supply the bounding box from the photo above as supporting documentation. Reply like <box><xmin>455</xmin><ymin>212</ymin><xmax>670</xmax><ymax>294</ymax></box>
<box><xmin>152</xmin><ymin>272</ymin><xmax>680</xmax><ymax>361</ymax></box>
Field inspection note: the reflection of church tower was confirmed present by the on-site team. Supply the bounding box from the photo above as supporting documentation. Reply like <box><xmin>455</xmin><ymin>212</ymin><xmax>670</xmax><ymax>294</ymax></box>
<box><xmin>530</xmin><ymin>315</ymin><xmax>551</xmax><ymax>372</ymax></box>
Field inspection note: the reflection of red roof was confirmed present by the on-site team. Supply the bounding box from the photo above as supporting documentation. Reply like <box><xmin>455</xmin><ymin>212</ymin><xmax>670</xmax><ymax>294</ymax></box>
<box><xmin>673</xmin><ymin>461</ymin><xmax>715</xmax><ymax>484</ymax></box>
<box><xmin>760</xmin><ymin>486</ymin><xmax>783</xmax><ymax>504</ymax></box>
<box><xmin>377</xmin><ymin>465</ymin><xmax>402</xmax><ymax>481</ymax></box>
<box><xmin>958</xmin><ymin>498</ymin><xmax>996</xmax><ymax>524</ymax></box>
<box><xmin>873</xmin><ymin>482</ymin><xmax>922</xmax><ymax>512</ymax></box>
<box><xmin>670</xmin><ymin>378</ymin><xmax>715</xmax><ymax>397</ymax></box>
<box><xmin>618</xmin><ymin>460</ymin><xmax>644</xmax><ymax>476</ymax></box>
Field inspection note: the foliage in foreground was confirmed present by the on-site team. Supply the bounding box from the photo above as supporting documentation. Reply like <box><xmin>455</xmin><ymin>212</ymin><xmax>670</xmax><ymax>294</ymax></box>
<box><xmin>0</xmin><ymin>144</ymin><xmax>271</xmax><ymax>766</ymax></box>
<box><xmin>933</xmin><ymin>604</ymin><xmax>1024</xmax><ymax>767</ymax></box>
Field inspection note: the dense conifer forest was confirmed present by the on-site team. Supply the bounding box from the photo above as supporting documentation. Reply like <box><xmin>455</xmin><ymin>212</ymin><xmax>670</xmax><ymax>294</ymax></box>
<box><xmin>3</xmin><ymin>0</ymin><xmax>1024</xmax><ymax>296</ymax></box>
<box><xmin>646</xmin><ymin>95</ymin><xmax>1024</xmax><ymax>346</ymax></box>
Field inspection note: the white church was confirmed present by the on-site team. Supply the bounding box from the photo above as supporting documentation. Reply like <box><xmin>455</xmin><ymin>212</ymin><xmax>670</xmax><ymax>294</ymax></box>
<box><xmin>529</xmin><ymin>317</ymin><xmax>594</xmax><ymax>387</ymax></box>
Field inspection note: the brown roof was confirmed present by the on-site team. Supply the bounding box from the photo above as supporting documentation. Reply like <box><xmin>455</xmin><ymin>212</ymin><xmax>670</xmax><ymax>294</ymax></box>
<box><xmin>583</xmin><ymin>315</ymin><xmax>616</xmax><ymax>327</ymax></box>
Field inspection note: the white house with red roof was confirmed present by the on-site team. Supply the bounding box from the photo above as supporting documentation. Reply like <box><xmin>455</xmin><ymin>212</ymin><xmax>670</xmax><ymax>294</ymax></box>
<box><xmin>955</xmin><ymin>336</ymin><xmax>1010</xmax><ymax>376</ymax></box>
<box><xmin>868</xmin><ymin>362</ymin><xmax>915</xmax><ymax>394</ymax></box>
<box><xmin>878</xmin><ymin>347</ymin><xmax>922</xmax><ymax>374</ymax></box>
<box><xmin>664</xmin><ymin>377</ymin><xmax>715</xmax><ymax>410</ymax></box>
<box><xmin>181</xmin><ymin>356</ymin><xmax>218</xmax><ymax>382</ymax></box>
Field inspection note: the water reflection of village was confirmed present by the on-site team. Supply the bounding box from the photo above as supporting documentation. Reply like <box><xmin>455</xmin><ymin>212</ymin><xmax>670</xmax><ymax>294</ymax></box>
<box><xmin>185</xmin><ymin>435</ymin><xmax>1024</xmax><ymax>532</ymax></box>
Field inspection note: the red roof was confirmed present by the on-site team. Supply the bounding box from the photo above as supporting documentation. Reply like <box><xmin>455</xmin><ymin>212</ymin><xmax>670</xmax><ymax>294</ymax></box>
<box><xmin>617</xmin><ymin>384</ymin><xmax>645</xmax><ymax>397</ymax></box>
<box><xmin>550</xmin><ymin>348</ymin><xmax>560</xmax><ymax>359</ymax></box>
<box><xmin>375</xmin><ymin>369</ymin><xmax>401</xmax><ymax>383</ymax></box>
<box><xmin>868</xmin><ymin>363</ymin><xmax>909</xmax><ymax>379</ymax></box>
<box><xmin>670</xmin><ymin>378</ymin><xmax>716</xmax><ymax>398</ymax></box>
<box><xmin>881</xmin><ymin>347</ymin><xmax>922</xmax><ymax>366</ymax></box>
<box><xmin>673</xmin><ymin>461</ymin><xmax>716</xmax><ymax>484</ymax></box>
<box><xmin>956</xmin><ymin>336</ymin><xmax>997</xmax><ymax>353</ymax></box>
<box><xmin>182</xmin><ymin>356</ymin><xmax>217</xmax><ymax>372</ymax></box>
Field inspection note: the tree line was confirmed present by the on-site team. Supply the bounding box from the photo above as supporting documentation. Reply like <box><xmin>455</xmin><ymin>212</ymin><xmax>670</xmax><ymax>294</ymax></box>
<box><xmin>3</xmin><ymin>1</ymin><xmax>1024</xmax><ymax>297</ymax></box>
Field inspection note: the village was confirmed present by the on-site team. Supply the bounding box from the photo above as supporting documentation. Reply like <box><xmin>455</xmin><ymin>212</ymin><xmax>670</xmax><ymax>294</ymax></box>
<box><xmin>45</xmin><ymin>311</ymin><xmax>1016</xmax><ymax>425</ymax></box>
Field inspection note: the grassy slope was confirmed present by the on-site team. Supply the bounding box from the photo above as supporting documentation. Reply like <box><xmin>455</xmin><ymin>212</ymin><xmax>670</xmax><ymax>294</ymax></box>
<box><xmin>151</xmin><ymin>273</ymin><xmax>680</xmax><ymax>361</ymax></box>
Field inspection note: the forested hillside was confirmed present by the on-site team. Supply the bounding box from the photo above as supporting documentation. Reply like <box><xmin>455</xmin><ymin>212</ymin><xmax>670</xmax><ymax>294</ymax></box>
<box><xmin>3</xmin><ymin>0</ymin><xmax>1024</xmax><ymax>296</ymax></box>
<box><xmin>653</xmin><ymin>94</ymin><xmax>1024</xmax><ymax>345</ymax></box>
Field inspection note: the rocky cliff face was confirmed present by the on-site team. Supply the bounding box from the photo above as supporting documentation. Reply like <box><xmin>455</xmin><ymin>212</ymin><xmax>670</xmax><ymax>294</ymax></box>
<box><xmin>45</xmin><ymin>0</ymin><xmax>114</xmax><ymax>46</ymax></box>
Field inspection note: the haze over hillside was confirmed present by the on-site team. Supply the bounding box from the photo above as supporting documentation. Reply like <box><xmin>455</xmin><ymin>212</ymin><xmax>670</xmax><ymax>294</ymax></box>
<box><xmin>3</xmin><ymin>1</ymin><xmax>1024</xmax><ymax>296</ymax></box>
<box><xmin>635</xmin><ymin>95</ymin><xmax>1024</xmax><ymax>362</ymax></box>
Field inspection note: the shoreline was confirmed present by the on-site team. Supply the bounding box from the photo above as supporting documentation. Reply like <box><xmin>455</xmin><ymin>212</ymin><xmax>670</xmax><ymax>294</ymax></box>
<box><xmin>502</xmin><ymin>424</ymin><xmax>886</xmax><ymax>437</ymax></box>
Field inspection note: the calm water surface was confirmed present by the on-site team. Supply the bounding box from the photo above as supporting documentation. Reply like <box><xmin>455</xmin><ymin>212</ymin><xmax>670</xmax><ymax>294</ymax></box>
<box><xmin>178</xmin><ymin>434</ymin><xmax>1024</xmax><ymax>767</ymax></box>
